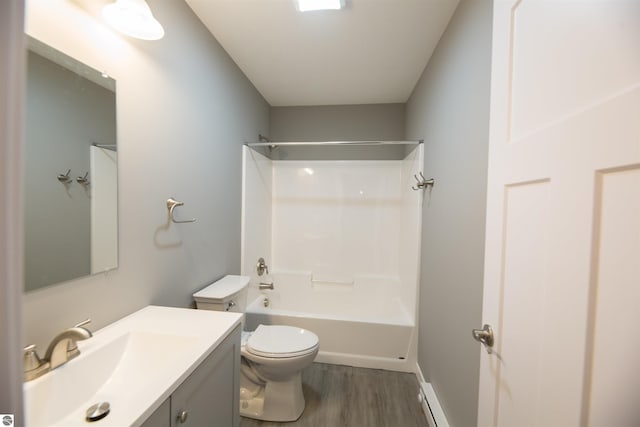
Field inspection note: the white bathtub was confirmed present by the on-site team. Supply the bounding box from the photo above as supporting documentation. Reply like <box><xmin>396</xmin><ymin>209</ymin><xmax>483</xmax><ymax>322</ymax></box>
<box><xmin>244</xmin><ymin>273</ymin><xmax>417</xmax><ymax>372</ymax></box>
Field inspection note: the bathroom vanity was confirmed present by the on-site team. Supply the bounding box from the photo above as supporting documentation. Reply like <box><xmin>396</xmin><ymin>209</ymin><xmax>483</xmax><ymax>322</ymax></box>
<box><xmin>141</xmin><ymin>323</ymin><xmax>241</xmax><ymax>427</ymax></box>
<box><xmin>23</xmin><ymin>306</ymin><xmax>242</xmax><ymax>427</ymax></box>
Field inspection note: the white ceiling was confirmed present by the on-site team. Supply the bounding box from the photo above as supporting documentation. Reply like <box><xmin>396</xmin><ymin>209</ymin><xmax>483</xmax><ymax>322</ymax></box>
<box><xmin>184</xmin><ymin>0</ymin><xmax>460</xmax><ymax>107</ymax></box>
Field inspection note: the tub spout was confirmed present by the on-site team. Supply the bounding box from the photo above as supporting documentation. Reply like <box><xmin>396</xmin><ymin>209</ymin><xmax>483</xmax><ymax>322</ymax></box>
<box><xmin>259</xmin><ymin>282</ymin><xmax>274</xmax><ymax>290</ymax></box>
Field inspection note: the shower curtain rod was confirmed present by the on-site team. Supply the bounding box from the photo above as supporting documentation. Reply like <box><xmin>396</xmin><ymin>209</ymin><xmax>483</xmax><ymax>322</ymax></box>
<box><xmin>92</xmin><ymin>143</ymin><xmax>117</xmax><ymax>151</ymax></box>
<box><xmin>245</xmin><ymin>140</ymin><xmax>423</xmax><ymax>147</ymax></box>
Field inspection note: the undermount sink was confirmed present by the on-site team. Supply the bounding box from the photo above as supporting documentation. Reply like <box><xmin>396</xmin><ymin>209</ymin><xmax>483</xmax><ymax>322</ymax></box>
<box><xmin>23</xmin><ymin>306</ymin><xmax>243</xmax><ymax>427</ymax></box>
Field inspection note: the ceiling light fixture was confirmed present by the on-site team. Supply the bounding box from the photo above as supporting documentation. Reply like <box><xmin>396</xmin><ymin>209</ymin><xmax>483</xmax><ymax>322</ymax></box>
<box><xmin>102</xmin><ymin>0</ymin><xmax>165</xmax><ymax>41</ymax></box>
<box><xmin>296</xmin><ymin>0</ymin><xmax>345</xmax><ymax>12</ymax></box>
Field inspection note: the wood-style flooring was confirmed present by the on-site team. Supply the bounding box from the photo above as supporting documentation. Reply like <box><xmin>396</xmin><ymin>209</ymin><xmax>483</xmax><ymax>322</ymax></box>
<box><xmin>240</xmin><ymin>363</ymin><xmax>429</xmax><ymax>427</ymax></box>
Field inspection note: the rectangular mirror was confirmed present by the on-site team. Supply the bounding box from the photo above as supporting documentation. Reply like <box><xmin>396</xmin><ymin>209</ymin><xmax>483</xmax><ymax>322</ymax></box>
<box><xmin>24</xmin><ymin>36</ymin><xmax>118</xmax><ymax>292</ymax></box>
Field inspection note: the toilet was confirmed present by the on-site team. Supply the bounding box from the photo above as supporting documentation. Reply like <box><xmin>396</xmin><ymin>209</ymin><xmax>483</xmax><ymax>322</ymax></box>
<box><xmin>193</xmin><ymin>275</ymin><xmax>319</xmax><ymax>422</ymax></box>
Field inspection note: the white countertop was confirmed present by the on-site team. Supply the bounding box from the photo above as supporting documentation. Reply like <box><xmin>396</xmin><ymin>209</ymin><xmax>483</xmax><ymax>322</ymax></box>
<box><xmin>24</xmin><ymin>305</ymin><xmax>243</xmax><ymax>427</ymax></box>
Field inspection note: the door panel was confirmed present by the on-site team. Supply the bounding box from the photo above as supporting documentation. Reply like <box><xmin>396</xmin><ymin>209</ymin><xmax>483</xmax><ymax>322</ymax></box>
<box><xmin>585</xmin><ymin>167</ymin><xmax>640</xmax><ymax>426</ymax></box>
<box><xmin>478</xmin><ymin>1</ymin><xmax>640</xmax><ymax>426</ymax></box>
<box><xmin>497</xmin><ymin>181</ymin><xmax>550</xmax><ymax>426</ymax></box>
<box><xmin>509</xmin><ymin>0</ymin><xmax>640</xmax><ymax>142</ymax></box>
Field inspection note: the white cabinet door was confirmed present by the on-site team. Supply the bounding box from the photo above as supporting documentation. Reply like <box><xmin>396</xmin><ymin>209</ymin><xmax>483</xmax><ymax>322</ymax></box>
<box><xmin>478</xmin><ymin>1</ymin><xmax>640</xmax><ymax>426</ymax></box>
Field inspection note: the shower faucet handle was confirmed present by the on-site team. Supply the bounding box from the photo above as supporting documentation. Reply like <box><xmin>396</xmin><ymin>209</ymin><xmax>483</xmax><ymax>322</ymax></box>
<box><xmin>256</xmin><ymin>257</ymin><xmax>269</xmax><ymax>276</ymax></box>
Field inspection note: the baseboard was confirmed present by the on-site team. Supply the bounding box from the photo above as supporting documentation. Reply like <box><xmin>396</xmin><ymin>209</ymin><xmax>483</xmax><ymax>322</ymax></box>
<box><xmin>415</xmin><ymin>364</ymin><xmax>450</xmax><ymax>427</ymax></box>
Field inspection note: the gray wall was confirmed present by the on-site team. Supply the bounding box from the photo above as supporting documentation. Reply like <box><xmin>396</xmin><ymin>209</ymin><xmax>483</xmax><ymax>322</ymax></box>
<box><xmin>23</xmin><ymin>0</ymin><xmax>269</xmax><ymax>350</ymax></box>
<box><xmin>405</xmin><ymin>0</ymin><xmax>492</xmax><ymax>426</ymax></box>
<box><xmin>268</xmin><ymin>103</ymin><xmax>407</xmax><ymax>160</ymax></box>
<box><xmin>270</xmin><ymin>103</ymin><xmax>405</xmax><ymax>141</ymax></box>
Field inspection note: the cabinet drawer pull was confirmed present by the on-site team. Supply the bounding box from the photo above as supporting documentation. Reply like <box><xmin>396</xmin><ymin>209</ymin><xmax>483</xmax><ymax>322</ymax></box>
<box><xmin>177</xmin><ymin>410</ymin><xmax>188</xmax><ymax>423</ymax></box>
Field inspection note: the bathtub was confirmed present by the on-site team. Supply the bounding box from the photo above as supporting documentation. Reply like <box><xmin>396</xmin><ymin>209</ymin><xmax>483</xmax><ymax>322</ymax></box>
<box><xmin>244</xmin><ymin>273</ymin><xmax>417</xmax><ymax>372</ymax></box>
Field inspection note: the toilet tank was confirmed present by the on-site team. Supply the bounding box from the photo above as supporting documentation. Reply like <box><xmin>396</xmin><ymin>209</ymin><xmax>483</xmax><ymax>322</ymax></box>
<box><xmin>193</xmin><ymin>275</ymin><xmax>249</xmax><ymax>313</ymax></box>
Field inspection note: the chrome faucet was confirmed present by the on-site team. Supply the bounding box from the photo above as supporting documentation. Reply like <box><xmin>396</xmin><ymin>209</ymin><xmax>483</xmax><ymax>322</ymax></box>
<box><xmin>24</xmin><ymin>319</ymin><xmax>92</xmax><ymax>381</ymax></box>
<box><xmin>259</xmin><ymin>282</ymin><xmax>274</xmax><ymax>290</ymax></box>
<box><xmin>44</xmin><ymin>319</ymin><xmax>93</xmax><ymax>369</ymax></box>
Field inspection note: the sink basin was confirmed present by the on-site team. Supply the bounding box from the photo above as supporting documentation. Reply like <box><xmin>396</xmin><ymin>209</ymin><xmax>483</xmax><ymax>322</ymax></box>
<box><xmin>25</xmin><ymin>331</ymin><xmax>197</xmax><ymax>426</ymax></box>
<box><xmin>23</xmin><ymin>306</ymin><xmax>243</xmax><ymax>427</ymax></box>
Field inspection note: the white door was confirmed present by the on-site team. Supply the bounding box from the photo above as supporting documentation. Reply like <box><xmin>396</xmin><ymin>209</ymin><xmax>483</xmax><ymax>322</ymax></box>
<box><xmin>477</xmin><ymin>1</ymin><xmax>640</xmax><ymax>426</ymax></box>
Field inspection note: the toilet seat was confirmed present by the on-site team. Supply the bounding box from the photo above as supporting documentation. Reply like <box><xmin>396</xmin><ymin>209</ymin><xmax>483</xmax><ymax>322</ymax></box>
<box><xmin>246</xmin><ymin>325</ymin><xmax>319</xmax><ymax>358</ymax></box>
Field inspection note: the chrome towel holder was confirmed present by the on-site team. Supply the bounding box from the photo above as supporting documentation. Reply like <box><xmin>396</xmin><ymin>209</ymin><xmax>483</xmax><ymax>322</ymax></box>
<box><xmin>76</xmin><ymin>172</ymin><xmax>90</xmax><ymax>186</ymax></box>
<box><xmin>167</xmin><ymin>198</ymin><xmax>196</xmax><ymax>223</ymax></box>
<box><xmin>57</xmin><ymin>169</ymin><xmax>72</xmax><ymax>184</ymax></box>
<box><xmin>412</xmin><ymin>172</ymin><xmax>435</xmax><ymax>191</ymax></box>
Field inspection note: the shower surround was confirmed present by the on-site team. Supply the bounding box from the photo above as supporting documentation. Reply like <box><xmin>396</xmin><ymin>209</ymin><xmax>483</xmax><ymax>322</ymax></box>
<box><xmin>241</xmin><ymin>143</ymin><xmax>423</xmax><ymax>371</ymax></box>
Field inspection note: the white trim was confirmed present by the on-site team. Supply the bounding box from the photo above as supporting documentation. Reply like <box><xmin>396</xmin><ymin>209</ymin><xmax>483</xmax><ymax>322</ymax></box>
<box><xmin>0</xmin><ymin>0</ymin><xmax>25</xmax><ymax>420</ymax></box>
<box><xmin>415</xmin><ymin>364</ymin><xmax>450</xmax><ymax>427</ymax></box>
<box><xmin>420</xmin><ymin>382</ymin><xmax>450</xmax><ymax>427</ymax></box>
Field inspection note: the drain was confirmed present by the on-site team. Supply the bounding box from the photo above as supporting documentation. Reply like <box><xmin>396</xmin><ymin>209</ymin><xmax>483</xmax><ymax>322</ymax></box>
<box><xmin>86</xmin><ymin>402</ymin><xmax>110</xmax><ymax>422</ymax></box>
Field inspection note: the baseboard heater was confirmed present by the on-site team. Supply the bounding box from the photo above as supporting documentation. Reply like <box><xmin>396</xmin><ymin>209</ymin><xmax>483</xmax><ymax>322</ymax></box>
<box><xmin>418</xmin><ymin>382</ymin><xmax>449</xmax><ymax>427</ymax></box>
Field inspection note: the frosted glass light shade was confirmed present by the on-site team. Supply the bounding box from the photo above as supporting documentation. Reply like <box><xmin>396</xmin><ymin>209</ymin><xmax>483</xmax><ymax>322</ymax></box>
<box><xmin>296</xmin><ymin>0</ymin><xmax>345</xmax><ymax>12</ymax></box>
<box><xmin>102</xmin><ymin>0</ymin><xmax>165</xmax><ymax>41</ymax></box>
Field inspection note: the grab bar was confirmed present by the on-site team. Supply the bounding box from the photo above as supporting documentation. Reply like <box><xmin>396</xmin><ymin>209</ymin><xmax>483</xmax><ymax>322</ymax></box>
<box><xmin>166</xmin><ymin>198</ymin><xmax>196</xmax><ymax>223</ymax></box>
<box><xmin>311</xmin><ymin>276</ymin><xmax>354</xmax><ymax>285</ymax></box>
<box><xmin>259</xmin><ymin>282</ymin><xmax>274</xmax><ymax>290</ymax></box>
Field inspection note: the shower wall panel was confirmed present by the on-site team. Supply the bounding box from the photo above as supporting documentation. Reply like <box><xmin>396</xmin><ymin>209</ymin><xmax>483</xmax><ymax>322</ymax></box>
<box><xmin>271</xmin><ymin>161</ymin><xmax>403</xmax><ymax>283</ymax></box>
<box><xmin>241</xmin><ymin>146</ymin><xmax>272</xmax><ymax>282</ymax></box>
<box><xmin>399</xmin><ymin>145</ymin><xmax>424</xmax><ymax>325</ymax></box>
<box><xmin>242</xmin><ymin>146</ymin><xmax>424</xmax><ymax>369</ymax></box>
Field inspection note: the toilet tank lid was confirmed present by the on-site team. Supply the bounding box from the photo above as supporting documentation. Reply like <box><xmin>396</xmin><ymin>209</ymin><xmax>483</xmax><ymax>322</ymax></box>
<box><xmin>193</xmin><ymin>275</ymin><xmax>250</xmax><ymax>302</ymax></box>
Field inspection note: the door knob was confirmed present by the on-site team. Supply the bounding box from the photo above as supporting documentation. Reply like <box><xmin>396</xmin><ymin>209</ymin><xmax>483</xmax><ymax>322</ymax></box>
<box><xmin>472</xmin><ymin>324</ymin><xmax>494</xmax><ymax>348</ymax></box>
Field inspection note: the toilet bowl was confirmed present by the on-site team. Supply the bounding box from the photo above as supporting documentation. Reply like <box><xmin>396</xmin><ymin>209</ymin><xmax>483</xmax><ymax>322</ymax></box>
<box><xmin>240</xmin><ymin>325</ymin><xmax>319</xmax><ymax>421</ymax></box>
<box><xmin>193</xmin><ymin>275</ymin><xmax>320</xmax><ymax>422</ymax></box>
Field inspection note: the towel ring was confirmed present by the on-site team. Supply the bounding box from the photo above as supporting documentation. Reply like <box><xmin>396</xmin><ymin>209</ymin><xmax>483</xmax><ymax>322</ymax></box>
<box><xmin>167</xmin><ymin>198</ymin><xmax>196</xmax><ymax>223</ymax></box>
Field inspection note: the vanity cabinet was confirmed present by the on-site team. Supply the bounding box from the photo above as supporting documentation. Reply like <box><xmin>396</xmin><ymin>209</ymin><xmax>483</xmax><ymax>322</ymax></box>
<box><xmin>141</xmin><ymin>325</ymin><xmax>241</xmax><ymax>427</ymax></box>
<box><xmin>141</xmin><ymin>399</ymin><xmax>171</xmax><ymax>427</ymax></box>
